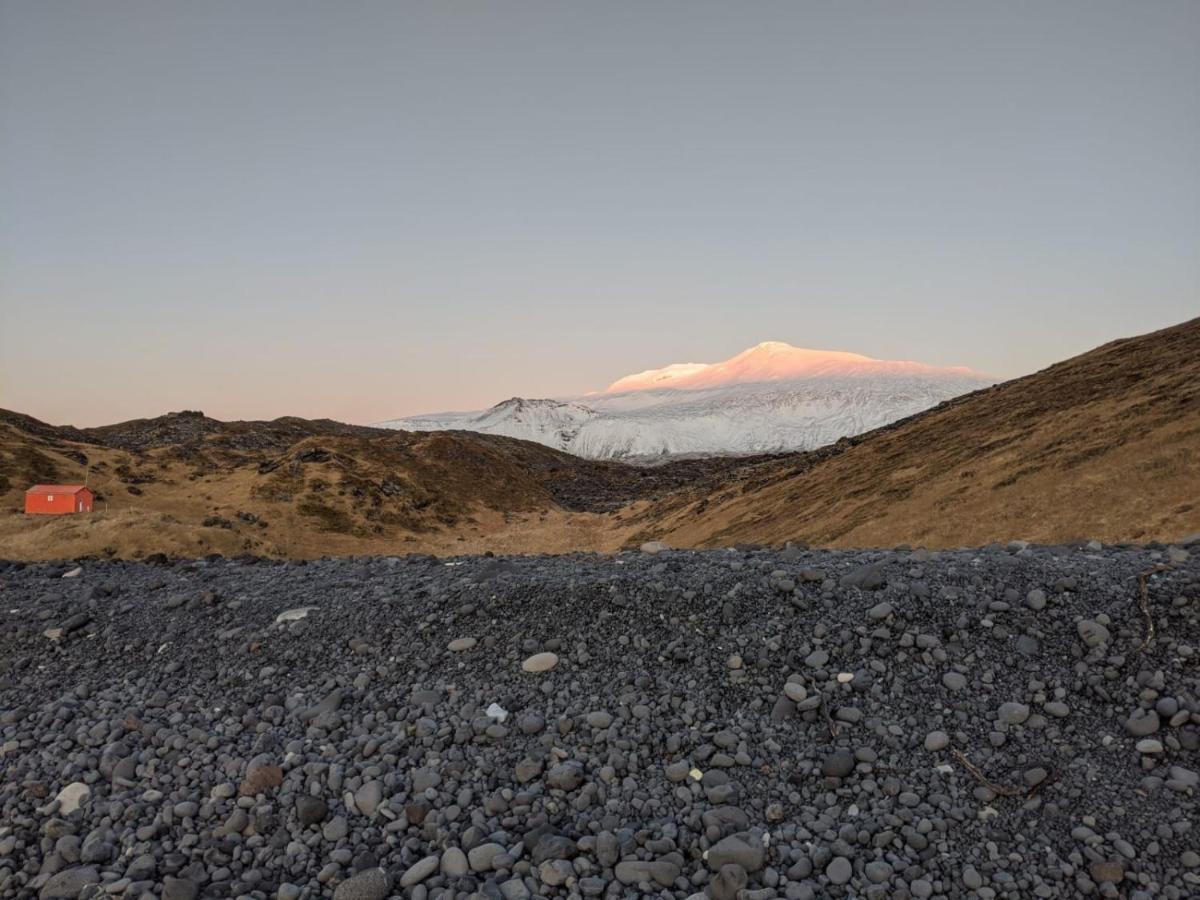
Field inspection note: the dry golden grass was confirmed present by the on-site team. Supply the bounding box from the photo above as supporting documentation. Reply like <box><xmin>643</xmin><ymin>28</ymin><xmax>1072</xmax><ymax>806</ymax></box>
<box><xmin>0</xmin><ymin>505</ymin><xmax>639</xmax><ymax>561</ymax></box>
<box><xmin>0</xmin><ymin>418</ymin><xmax>644</xmax><ymax>559</ymax></box>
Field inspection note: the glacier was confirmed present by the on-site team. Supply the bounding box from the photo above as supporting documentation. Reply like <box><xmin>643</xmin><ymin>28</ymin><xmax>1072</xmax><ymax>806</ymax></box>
<box><xmin>377</xmin><ymin>343</ymin><xmax>995</xmax><ymax>460</ymax></box>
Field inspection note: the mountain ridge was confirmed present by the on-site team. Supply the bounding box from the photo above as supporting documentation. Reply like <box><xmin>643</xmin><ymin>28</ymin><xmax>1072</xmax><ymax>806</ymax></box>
<box><xmin>1</xmin><ymin>319</ymin><xmax>1195</xmax><ymax>559</ymax></box>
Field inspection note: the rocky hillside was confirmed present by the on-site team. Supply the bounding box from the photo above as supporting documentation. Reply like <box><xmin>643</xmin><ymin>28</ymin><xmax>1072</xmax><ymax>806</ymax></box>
<box><xmin>640</xmin><ymin>318</ymin><xmax>1200</xmax><ymax>548</ymax></box>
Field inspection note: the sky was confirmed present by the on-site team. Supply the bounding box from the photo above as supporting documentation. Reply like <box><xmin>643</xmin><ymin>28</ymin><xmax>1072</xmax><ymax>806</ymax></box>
<box><xmin>1</xmin><ymin>1</ymin><xmax>1197</xmax><ymax>427</ymax></box>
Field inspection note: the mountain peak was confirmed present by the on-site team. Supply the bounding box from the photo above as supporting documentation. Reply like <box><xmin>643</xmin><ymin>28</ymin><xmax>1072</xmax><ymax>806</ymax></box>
<box><xmin>605</xmin><ymin>341</ymin><xmax>979</xmax><ymax>393</ymax></box>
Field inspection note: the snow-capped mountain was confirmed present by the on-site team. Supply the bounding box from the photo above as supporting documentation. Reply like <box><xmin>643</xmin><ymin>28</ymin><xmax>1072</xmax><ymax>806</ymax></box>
<box><xmin>377</xmin><ymin>342</ymin><xmax>994</xmax><ymax>460</ymax></box>
<box><xmin>606</xmin><ymin>341</ymin><xmax>981</xmax><ymax>392</ymax></box>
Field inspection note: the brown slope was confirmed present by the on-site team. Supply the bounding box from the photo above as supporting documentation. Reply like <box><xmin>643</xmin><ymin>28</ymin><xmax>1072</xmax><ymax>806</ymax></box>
<box><xmin>639</xmin><ymin>317</ymin><xmax>1200</xmax><ymax>548</ymax></box>
<box><xmin>0</xmin><ymin>408</ymin><xmax>774</xmax><ymax>559</ymax></box>
<box><xmin>0</xmin><ymin>412</ymin><xmax>604</xmax><ymax>558</ymax></box>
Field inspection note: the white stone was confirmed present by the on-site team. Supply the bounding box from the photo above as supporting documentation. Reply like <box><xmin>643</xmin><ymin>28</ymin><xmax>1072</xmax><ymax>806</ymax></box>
<box><xmin>56</xmin><ymin>782</ymin><xmax>90</xmax><ymax>815</ymax></box>
<box><xmin>521</xmin><ymin>652</ymin><xmax>559</xmax><ymax>673</ymax></box>
<box><xmin>275</xmin><ymin>607</ymin><xmax>318</xmax><ymax>623</ymax></box>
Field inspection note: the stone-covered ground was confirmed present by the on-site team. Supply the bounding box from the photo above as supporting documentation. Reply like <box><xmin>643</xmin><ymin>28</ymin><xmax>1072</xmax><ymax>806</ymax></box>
<box><xmin>0</xmin><ymin>542</ymin><xmax>1197</xmax><ymax>899</ymax></box>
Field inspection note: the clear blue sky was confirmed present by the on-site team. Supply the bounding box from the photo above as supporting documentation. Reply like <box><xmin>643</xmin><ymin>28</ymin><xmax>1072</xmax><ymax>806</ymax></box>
<box><xmin>2</xmin><ymin>1</ymin><xmax>1197</xmax><ymax>426</ymax></box>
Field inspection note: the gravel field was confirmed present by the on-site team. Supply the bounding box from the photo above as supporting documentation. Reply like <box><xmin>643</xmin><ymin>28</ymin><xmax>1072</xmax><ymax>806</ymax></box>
<box><xmin>1</xmin><ymin>543</ymin><xmax>1198</xmax><ymax>900</ymax></box>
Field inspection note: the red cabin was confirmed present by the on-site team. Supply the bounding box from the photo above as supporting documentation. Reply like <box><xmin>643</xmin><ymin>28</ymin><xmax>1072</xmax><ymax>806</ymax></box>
<box><xmin>25</xmin><ymin>485</ymin><xmax>95</xmax><ymax>515</ymax></box>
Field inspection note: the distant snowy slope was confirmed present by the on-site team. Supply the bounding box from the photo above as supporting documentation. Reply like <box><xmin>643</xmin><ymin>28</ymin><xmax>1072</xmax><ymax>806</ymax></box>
<box><xmin>394</xmin><ymin>398</ymin><xmax>598</xmax><ymax>449</ymax></box>
<box><xmin>377</xmin><ymin>342</ymin><xmax>994</xmax><ymax>460</ymax></box>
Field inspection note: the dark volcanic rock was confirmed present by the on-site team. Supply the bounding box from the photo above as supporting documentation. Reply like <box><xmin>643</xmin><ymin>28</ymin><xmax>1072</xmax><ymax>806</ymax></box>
<box><xmin>0</xmin><ymin>547</ymin><xmax>1196</xmax><ymax>899</ymax></box>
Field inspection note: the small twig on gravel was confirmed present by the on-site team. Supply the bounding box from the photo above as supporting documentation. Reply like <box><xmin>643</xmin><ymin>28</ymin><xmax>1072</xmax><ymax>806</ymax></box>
<box><xmin>1135</xmin><ymin>564</ymin><xmax>1174</xmax><ymax>653</ymax></box>
<box><xmin>950</xmin><ymin>749</ymin><xmax>1031</xmax><ymax>798</ymax></box>
<box><xmin>820</xmin><ymin>698</ymin><xmax>840</xmax><ymax>739</ymax></box>
<box><xmin>800</xmin><ymin>673</ymin><xmax>839</xmax><ymax>738</ymax></box>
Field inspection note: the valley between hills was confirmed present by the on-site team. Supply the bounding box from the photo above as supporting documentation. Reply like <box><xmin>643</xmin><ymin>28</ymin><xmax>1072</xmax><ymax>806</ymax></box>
<box><xmin>0</xmin><ymin>318</ymin><xmax>1196</xmax><ymax>561</ymax></box>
